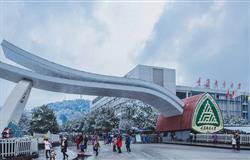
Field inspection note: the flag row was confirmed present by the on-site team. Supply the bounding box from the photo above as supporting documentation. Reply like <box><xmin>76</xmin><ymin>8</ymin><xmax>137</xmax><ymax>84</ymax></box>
<box><xmin>196</xmin><ymin>78</ymin><xmax>241</xmax><ymax>90</ymax></box>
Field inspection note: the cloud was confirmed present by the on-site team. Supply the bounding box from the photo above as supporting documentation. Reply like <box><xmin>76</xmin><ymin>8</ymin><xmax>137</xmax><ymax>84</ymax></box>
<box><xmin>0</xmin><ymin>1</ymin><xmax>249</xmax><ymax>109</ymax></box>
<box><xmin>0</xmin><ymin>1</ymin><xmax>166</xmax><ymax>108</ymax></box>
<box><xmin>136</xmin><ymin>1</ymin><xmax>249</xmax><ymax>91</ymax></box>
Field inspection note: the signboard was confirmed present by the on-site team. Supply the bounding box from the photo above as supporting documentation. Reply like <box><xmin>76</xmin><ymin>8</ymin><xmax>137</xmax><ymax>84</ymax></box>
<box><xmin>192</xmin><ymin>93</ymin><xmax>223</xmax><ymax>133</ymax></box>
<box><xmin>135</xmin><ymin>134</ymin><xmax>141</xmax><ymax>142</ymax></box>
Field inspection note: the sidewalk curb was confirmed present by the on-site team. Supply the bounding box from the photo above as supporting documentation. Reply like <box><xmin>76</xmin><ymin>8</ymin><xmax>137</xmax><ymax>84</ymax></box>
<box><xmin>162</xmin><ymin>142</ymin><xmax>250</xmax><ymax>150</ymax></box>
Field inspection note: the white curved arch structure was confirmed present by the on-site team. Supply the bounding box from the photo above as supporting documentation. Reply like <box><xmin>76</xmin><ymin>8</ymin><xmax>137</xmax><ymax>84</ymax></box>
<box><xmin>0</xmin><ymin>40</ymin><xmax>183</xmax><ymax>132</ymax></box>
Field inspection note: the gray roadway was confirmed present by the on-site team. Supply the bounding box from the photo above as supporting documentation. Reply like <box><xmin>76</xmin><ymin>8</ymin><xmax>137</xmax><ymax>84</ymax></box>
<box><xmin>36</xmin><ymin>143</ymin><xmax>250</xmax><ymax>160</ymax></box>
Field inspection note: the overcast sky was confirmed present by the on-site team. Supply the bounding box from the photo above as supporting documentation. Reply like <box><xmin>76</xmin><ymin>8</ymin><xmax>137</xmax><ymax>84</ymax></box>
<box><xmin>0</xmin><ymin>1</ymin><xmax>249</xmax><ymax>109</ymax></box>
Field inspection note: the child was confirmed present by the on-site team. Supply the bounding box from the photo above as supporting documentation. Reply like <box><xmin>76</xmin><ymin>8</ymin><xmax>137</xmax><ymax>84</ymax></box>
<box><xmin>50</xmin><ymin>148</ymin><xmax>56</xmax><ymax>160</ymax></box>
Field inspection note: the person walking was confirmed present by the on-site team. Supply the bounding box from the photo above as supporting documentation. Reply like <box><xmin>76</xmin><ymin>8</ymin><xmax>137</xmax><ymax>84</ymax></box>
<box><xmin>92</xmin><ymin>134</ymin><xmax>98</xmax><ymax>151</ymax></box>
<box><xmin>232</xmin><ymin>133</ymin><xmax>236</xmax><ymax>150</ymax></box>
<box><xmin>61</xmin><ymin>137</ymin><xmax>69</xmax><ymax>159</ymax></box>
<box><xmin>84</xmin><ymin>134</ymin><xmax>88</xmax><ymax>150</ymax></box>
<box><xmin>117</xmin><ymin>135</ymin><xmax>123</xmax><ymax>153</ymax></box>
<box><xmin>108</xmin><ymin>134</ymin><xmax>112</xmax><ymax>145</ymax></box>
<box><xmin>235</xmin><ymin>131</ymin><xmax>240</xmax><ymax>151</ymax></box>
<box><xmin>76</xmin><ymin>134</ymin><xmax>83</xmax><ymax>150</ymax></box>
<box><xmin>93</xmin><ymin>139</ymin><xmax>100</xmax><ymax>156</ymax></box>
<box><xmin>112</xmin><ymin>135</ymin><xmax>117</xmax><ymax>152</ymax></box>
<box><xmin>212</xmin><ymin>133</ymin><xmax>218</xmax><ymax>144</ymax></box>
<box><xmin>44</xmin><ymin>138</ymin><xmax>52</xmax><ymax>159</ymax></box>
<box><xmin>125</xmin><ymin>133</ymin><xmax>131</xmax><ymax>152</ymax></box>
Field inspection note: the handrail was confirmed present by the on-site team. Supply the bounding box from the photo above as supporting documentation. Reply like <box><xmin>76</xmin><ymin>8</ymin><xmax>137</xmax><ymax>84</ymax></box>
<box><xmin>0</xmin><ymin>137</ymin><xmax>38</xmax><ymax>159</ymax></box>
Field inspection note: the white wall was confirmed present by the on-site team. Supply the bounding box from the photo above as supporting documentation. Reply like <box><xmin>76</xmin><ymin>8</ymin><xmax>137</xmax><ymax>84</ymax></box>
<box><xmin>126</xmin><ymin>65</ymin><xmax>176</xmax><ymax>94</ymax></box>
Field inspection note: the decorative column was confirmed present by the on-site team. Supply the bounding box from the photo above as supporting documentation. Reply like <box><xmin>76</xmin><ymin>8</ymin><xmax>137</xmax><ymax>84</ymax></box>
<box><xmin>0</xmin><ymin>80</ymin><xmax>32</xmax><ymax>134</ymax></box>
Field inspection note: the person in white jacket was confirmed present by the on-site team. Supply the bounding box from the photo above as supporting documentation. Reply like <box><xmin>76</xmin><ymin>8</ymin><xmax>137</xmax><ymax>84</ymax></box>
<box><xmin>232</xmin><ymin>134</ymin><xmax>236</xmax><ymax>150</ymax></box>
<box><xmin>44</xmin><ymin>138</ymin><xmax>52</xmax><ymax>158</ymax></box>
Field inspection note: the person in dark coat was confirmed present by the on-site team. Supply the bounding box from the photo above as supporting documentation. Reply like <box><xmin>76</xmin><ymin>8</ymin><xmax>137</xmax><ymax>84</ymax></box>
<box><xmin>61</xmin><ymin>137</ymin><xmax>69</xmax><ymax>159</ymax></box>
<box><xmin>84</xmin><ymin>134</ymin><xmax>88</xmax><ymax>150</ymax></box>
<box><xmin>125</xmin><ymin>133</ymin><xmax>131</xmax><ymax>152</ymax></box>
<box><xmin>235</xmin><ymin>131</ymin><xmax>240</xmax><ymax>150</ymax></box>
<box><xmin>112</xmin><ymin>135</ymin><xmax>117</xmax><ymax>152</ymax></box>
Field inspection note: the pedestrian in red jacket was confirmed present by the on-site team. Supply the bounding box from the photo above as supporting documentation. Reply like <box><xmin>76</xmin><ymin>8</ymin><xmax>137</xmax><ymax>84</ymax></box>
<box><xmin>117</xmin><ymin>135</ymin><xmax>123</xmax><ymax>153</ymax></box>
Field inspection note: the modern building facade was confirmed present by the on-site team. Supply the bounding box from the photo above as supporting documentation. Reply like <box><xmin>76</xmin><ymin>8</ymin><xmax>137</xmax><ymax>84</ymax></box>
<box><xmin>91</xmin><ymin>65</ymin><xmax>250</xmax><ymax>125</ymax></box>
<box><xmin>176</xmin><ymin>85</ymin><xmax>249</xmax><ymax>125</ymax></box>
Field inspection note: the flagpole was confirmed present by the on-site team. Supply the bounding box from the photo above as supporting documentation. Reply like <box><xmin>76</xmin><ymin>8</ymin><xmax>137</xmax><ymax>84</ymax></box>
<box><xmin>226</xmin><ymin>89</ymin><xmax>230</xmax><ymax>122</ymax></box>
<box><xmin>227</xmin><ymin>96</ymin><xmax>230</xmax><ymax>121</ymax></box>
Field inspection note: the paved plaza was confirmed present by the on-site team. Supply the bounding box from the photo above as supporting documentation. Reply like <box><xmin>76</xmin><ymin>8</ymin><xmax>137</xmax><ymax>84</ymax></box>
<box><xmin>36</xmin><ymin>143</ymin><xmax>250</xmax><ymax>160</ymax></box>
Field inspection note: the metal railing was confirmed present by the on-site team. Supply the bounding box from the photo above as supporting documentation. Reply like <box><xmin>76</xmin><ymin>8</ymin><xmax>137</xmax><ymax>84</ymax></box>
<box><xmin>0</xmin><ymin>137</ymin><xmax>38</xmax><ymax>159</ymax></box>
<box><xmin>195</xmin><ymin>134</ymin><xmax>250</xmax><ymax>145</ymax></box>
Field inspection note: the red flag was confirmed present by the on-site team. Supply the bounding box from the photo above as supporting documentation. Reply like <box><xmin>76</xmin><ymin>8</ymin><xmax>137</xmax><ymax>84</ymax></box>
<box><xmin>230</xmin><ymin>82</ymin><xmax>234</xmax><ymax>89</ymax></box>
<box><xmin>231</xmin><ymin>90</ymin><xmax>235</xmax><ymax>98</ymax></box>
<box><xmin>226</xmin><ymin>90</ymin><xmax>230</xmax><ymax>99</ymax></box>
<box><xmin>205</xmin><ymin>79</ymin><xmax>210</xmax><ymax>89</ymax></box>
<box><xmin>214</xmin><ymin>80</ymin><xmax>218</xmax><ymax>89</ymax></box>
<box><xmin>223</xmin><ymin>81</ymin><xmax>226</xmax><ymax>89</ymax></box>
<box><xmin>197</xmin><ymin>78</ymin><xmax>201</xmax><ymax>86</ymax></box>
<box><xmin>237</xmin><ymin>83</ymin><xmax>241</xmax><ymax>90</ymax></box>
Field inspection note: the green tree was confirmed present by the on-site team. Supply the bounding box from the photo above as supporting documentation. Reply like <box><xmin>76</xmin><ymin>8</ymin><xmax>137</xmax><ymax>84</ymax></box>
<box><xmin>30</xmin><ymin>105</ymin><xmax>59</xmax><ymax>134</ymax></box>
<box><xmin>62</xmin><ymin>107</ymin><xmax>119</xmax><ymax>134</ymax></box>
<box><xmin>18</xmin><ymin>113</ymin><xmax>31</xmax><ymax>135</ymax></box>
<box><xmin>119</xmin><ymin>100</ymin><xmax>159</xmax><ymax>130</ymax></box>
<box><xmin>94</xmin><ymin>107</ymin><xmax>119</xmax><ymax>132</ymax></box>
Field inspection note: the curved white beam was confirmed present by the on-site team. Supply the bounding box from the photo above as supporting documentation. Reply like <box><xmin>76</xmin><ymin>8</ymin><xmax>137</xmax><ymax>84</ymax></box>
<box><xmin>0</xmin><ymin>62</ymin><xmax>182</xmax><ymax>116</ymax></box>
<box><xmin>0</xmin><ymin>40</ymin><xmax>184</xmax><ymax>116</ymax></box>
<box><xmin>1</xmin><ymin>40</ymin><xmax>182</xmax><ymax>105</ymax></box>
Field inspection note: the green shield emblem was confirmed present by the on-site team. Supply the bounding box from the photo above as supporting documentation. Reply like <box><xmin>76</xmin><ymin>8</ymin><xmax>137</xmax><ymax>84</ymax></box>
<box><xmin>192</xmin><ymin>93</ymin><xmax>223</xmax><ymax>133</ymax></box>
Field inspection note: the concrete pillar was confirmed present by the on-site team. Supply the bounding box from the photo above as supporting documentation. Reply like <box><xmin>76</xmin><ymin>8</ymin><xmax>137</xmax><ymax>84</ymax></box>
<box><xmin>0</xmin><ymin>80</ymin><xmax>32</xmax><ymax>134</ymax></box>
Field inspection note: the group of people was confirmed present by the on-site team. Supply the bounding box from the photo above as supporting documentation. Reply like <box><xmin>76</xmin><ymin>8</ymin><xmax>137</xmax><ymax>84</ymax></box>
<box><xmin>112</xmin><ymin>133</ymin><xmax>132</xmax><ymax>153</ymax></box>
<box><xmin>75</xmin><ymin>133</ymin><xmax>101</xmax><ymax>156</ymax></box>
<box><xmin>44</xmin><ymin>135</ymin><xmax>68</xmax><ymax>159</ymax></box>
<box><xmin>75</xmin><ymin>133</ymin><xmax>89</xmax><ymax>152</ymax></box>
<box><xmin>232</xmin><ymin>131</ymin><xmax>241</xmax><ymax>150</ymax></box>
